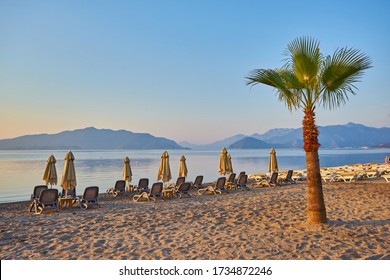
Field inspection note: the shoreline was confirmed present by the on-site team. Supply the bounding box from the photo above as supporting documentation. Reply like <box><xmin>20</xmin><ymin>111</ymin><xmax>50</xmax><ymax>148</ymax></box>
<box><xmin>0</xmin><ymin>179</ymin><xmax>389</xmax><ymax>260</ymax></box>
<box><xmin>1</xmin><ymin>150</ymin><xmax>389</xmax><ymax>204</ymax></box>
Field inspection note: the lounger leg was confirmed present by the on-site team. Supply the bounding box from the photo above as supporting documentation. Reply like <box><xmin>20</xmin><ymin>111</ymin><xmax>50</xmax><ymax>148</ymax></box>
<box><xmin>28</xmin><ymin>201</ymin><xmax>35</xmax><ymax>212</ymax></box>
<box><xmin>36</xmin><ymin>205</ymin><xmax>43</xmax><ymax>214</ymax></box>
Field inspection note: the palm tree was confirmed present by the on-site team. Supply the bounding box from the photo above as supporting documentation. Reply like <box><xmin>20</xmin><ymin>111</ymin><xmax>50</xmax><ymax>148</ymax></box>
<box><xmin>246</xmin><ymin>37</ymin><xmax>372</xmax><ymax>224</ymax></box>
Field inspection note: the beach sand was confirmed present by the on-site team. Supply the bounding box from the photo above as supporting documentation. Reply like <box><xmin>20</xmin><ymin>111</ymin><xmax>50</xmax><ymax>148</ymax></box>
<box><xmin>0</xmin><ymin>180</ymin><xmax>389</xmax><ymax>260</ymax></box>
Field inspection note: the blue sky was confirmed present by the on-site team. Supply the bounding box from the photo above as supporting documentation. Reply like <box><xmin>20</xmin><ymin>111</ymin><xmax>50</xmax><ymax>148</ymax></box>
<box><xmin>1</xmin><ymin>0</ymin><xmax>389</xmax><ymax>144</ymax></box>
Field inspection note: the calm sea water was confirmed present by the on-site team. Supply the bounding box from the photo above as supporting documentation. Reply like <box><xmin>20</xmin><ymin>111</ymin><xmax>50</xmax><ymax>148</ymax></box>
<box><xmin>0</xmin><ymin>148</ymin><xmax>389</xmax><ymax>203</ymax></box>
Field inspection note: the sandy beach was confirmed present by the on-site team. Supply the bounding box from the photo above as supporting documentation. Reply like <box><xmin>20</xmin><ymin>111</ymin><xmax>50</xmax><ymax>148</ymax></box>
<box><xmin>0</xmin><ymin>179</ymin><xmax>389</xmax><ymax>260</ymax></box>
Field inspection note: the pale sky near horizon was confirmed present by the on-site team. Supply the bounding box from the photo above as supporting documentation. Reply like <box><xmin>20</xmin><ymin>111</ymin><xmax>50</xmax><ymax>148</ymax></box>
<box><xmin>1</xmin><ymin>0</ymin><xmax>389</xmax><ymax>144</ymax></box>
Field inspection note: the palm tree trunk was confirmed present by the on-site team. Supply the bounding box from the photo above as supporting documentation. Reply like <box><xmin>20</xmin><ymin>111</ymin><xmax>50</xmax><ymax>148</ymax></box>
<box><xmin>303</xmin><ymin>107</ymin><xmax>327</xmax><ymax>224</ymax></box>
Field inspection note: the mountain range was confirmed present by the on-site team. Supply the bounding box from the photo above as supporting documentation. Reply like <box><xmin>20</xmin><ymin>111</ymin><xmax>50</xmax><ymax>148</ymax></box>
<box><xmin>0</xmin><ymin>123</ymin><xmax>389</xmax><ymax>150</ymax></box>
<box><xmin>180</xmin><ymin>123</ymin><xmax>390</xmax><ymax>149</ymax></box>
<box><xmin>0</xmin><ymin>127</ymin><xmax>184</xmax><ymax>150</ymax></box>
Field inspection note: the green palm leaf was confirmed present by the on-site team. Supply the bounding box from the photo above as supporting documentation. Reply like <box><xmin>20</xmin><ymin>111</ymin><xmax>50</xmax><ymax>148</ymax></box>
<box><xmin>285</xmin><ymin>37</ymin><xmax>321</xmax><ymax>86</ymax></box>
<box><xmin>246</xmin><ymin>69</ymin><xmax>299</xmax><ymax>110</ymax></box>
<box><xmin>320</xmin><ymin>47</ymin><xmax>372</xmax><ymax>109</ymax></box>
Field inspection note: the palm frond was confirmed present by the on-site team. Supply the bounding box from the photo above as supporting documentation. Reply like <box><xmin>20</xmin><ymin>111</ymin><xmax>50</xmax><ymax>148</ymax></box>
<box><xmin>247</xmin><ymin>37</ymin><xmax>371</xmax><ymax>112</ymax></box>
<box><xmin>286</xmin><ymin>37</ymin><xmax>321</xmax><ymax>86</ymax></box>
<box><xmin>320</xmin><ymin>47</ymin><xmax>372</xmax><ymax>109</ymax></box>
<box><xmin>246</xmin><ymin>69</ymin><xmax>299</xmax><ymax>110</ymax></box>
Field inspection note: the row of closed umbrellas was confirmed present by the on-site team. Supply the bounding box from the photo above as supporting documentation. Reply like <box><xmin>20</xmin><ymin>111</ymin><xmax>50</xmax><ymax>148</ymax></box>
<box><xmin>42</xmin><ymin>148</ymin><xmax>279</xmax><ymax>189</ymax></box>
<box><xmin>43</xmin><ymin>151</ymin><xmax>76</xmax><ymax>190</ymax></box>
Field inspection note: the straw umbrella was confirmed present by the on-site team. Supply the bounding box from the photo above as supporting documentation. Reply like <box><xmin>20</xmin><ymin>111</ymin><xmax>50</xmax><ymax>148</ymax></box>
<box><xmin>123</xmin><ymin>156</ymin><xmax>132</xmax><ymax>190</ymax></box>
<box><xmin>157</xmin><ymin>151</ymin><xmax>172</xmax><ymax>184</ymax></box>
<box><xmin>268</xmin><ymin>147</ymin><xmax>278</xmax><ymax>174</ymax></box>
<box><xmin>43</xmin><ymin>155</ymin><xmax>57</xmax><ymax>188</ymax></box>
<box><xmin>219</xmin><ymin>147</ymin><xmax>230</xmax><ymax>175</ymax></box>
<box><xmin>61</xmin><ymin>151</ymin><xmax>77</xmax><ymax>196</ymax></box>
<box><xmin>179</xmin><ymin>155</ymin><xmax>188</xmax><ymax>178</ymax></box>
<box><xmin>227</xmin><ymin>153</ymin><xmax>234</xmax><ymax>174</ymax></box>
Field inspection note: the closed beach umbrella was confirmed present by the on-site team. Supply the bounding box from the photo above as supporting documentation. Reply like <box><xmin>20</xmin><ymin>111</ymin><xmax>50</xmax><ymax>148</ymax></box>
<box><xmin>179</xmin><ymin>155</ymin><xmax>188</xmax><ymax>178</ymax></box>
<box><xmin>122</xmin><ymin>156</ymin><xmax>132</xmax><ymax>183</ymax></box>
<box><xmin>268</xmin><ymin>148</ymin><xmax>278</xmax><ymax>173</ymax></box>
<box><xmin>157</xmin><ymin>151</ymin><xmax>172</xmax><ymax>183</ymax></box>
<box><xmin>227</xmin><ymin>153</ymin><xmax>234</xmax><ymax>174</ymax></box>
<box><xmin>43</xmin><ymin>155</ymin><xmax>57</xmax><ymax>187</ymax></box>
<box><xmin>61</xmin><ymin>151</ymin><xmax>77</xmax><ymax>191</ymax></box>
<box><xmin>218</xmin><ymin>147</ymin><xmax>230</xmax><ymax>175</ymax></box>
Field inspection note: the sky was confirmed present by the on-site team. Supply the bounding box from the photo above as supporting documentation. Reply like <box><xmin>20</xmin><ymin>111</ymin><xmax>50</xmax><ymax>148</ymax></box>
<box><xmin>1</xmin><ymin>0</ymin><xmax>389</xmax><ymax>144</ymax></box>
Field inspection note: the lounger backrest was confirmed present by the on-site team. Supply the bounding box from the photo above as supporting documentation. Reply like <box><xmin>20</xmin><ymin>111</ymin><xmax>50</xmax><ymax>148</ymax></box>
<box><xmin>238</xmin><ymin>174</ymin><xmax>248</xmax><ymax>185</ymax></box>
<box><xmin>150</xmin><ymin>182</ymin><xmax>163</xmax><ymax>195</ymax></box>
<box><xmin>178</xmin><ymin>182</ymin><xmax>191</xmax><ymax>192</ymax></box>
<box><xmin>39</xmin><ymin>189</ymin><xmax>59</xmax><ymax>204</ymax></box>
<box><xmin>83</xmin><ymin>186</ymin><xmax>99</xmax><ymax>200</ymax></box>
<box><xmin>227</xmin><ymin>173</ymin><xmax>236</xmax><ymax>182</ymax></box>
<box><xmin>176</xmin><ymin>176</ymin><xmax>185</xmax><ymax>186</ymax></box>
<box><xmin>138</xmin><ymin>178</ymin><xmax>149</xmax><ymax>191</ymax></box>
<box><xmin>286</xmin><ymin>170</ymin><xmax>293</xmax><ymax>179</ymax></box>
<box><xmin>115</xmin><ymin>180</ymin><xmax>126</xmax><ymax>191</ymax></box>
<box><xmin>216</xmin><ymin>177</ymin><xmax>226</xmax><ymax>188</ymax></box>
<box><xmin>62</xmin><ymin>187</ymin><xmax>76</xmax><ymax>198</ymax></box>
<box><xmin>270</xmin><ymin>172</ymin><xmax>278</xmax><ymax>183</ymax></box>
<box><xmin>194</xmin><ymin>175</ymin><xmax>203</xmax><ymax>185</ymax></box>
<box><xmin>238</xmin><ymin>171</ymin><xmax>246</xmax><ymax>177</ymax></box>
<box><xmin>33</xmin><ymin>185</ymin><xmax>48</xmax><ymax>199</ymax></box>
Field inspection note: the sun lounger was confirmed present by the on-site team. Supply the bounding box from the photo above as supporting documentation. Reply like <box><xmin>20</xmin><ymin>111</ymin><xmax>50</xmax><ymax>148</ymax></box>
<box><xmin>30</xmin><ymin>185</ymin><xmax>48</xmax><ymax>202</ymax></box>
<box><xmin>75</xmin><ymin>186</ymin><xmax>100</xmax><ymax>209</ymax></box>
<box><xmin>175</xmin><ymin>182</ymin><xmax>192</xmax><ymax>198</ymax></box>
<box><xmin>364</xmin><ymin>170</ymin><xmax>382</xmax><ymax>178</ymax></box>
<box><xmin>190</xmin><ymin>175</ymin><xmax>204</xmax><ymax>189</ymax></box>
<box><xmin>330</xmin><ymin>172</ymin><xmax>360</xmax><ymax>182</ymax></box>
<box><xmin>215</xmin><ymin>177</ymin><xmax>229</xmax><ymax>194</ymax></box>
<box><xmin>282</xmin><ymin>170</ymin><xmax>296</xmax><ymax>184</ymax></box>
<box><xmin>106</xmin><ymin>180</ymin><xmax>127</xmax><ymax>197</ymax></box>
<box><xmin>321</xmin><ymin>172</ymin><xmax>339</xmax><ymax>182</ymax></box>
<box><xmin>34</xmin><ymin>189</ymin><xmax>59</xmax><ymax>214</ymax></box>
<box><xmin>168</xmin><ymin>176</ymin><xmax>185</xmax><ymax>190</ymax></box>
<box><xmin>237</xmin><ymin>171</ymin><xmax>246</xmax><ymax>178</ymax></box>
<box><xmin>225</xmin><ymin>173</ymin><xmax>236</xmax><ymax>189</ymax></box>
<box><xmin>29</xmin><ymin>185</ymin><xmax>48</xmax><ymax>212</ymax></box>
<box><xmin>381</xmin><ymin>174</ymin><xmax>390</xmax><ymax>183</ymax></box>
<box><xmin>248</xmin><ymin>173</ymin><xmax>267</xmax><ymax>182</ymax></box>
<box><xmin>133</xmin><ymin>178</ymin><xmax>149</xmax><ymax>193</ymax></box>
<box><xmin>292</xmin><ymin>170</ymin><xmax>307</xmax><ymax>181</ymax></box>
<box><xmin>133</xmin><ymin>182</ymin><xmax>165</xmax><ymax>202</ymax></box>
<box><xmin>198</xmin><ymin>177</ymin><xmax>228</xmax><ymax>195</ymax></box>
<box><xmin>259</xmin><ymin>172</ymin><xmax>280</xmax><ymax>187</ymax></box>
<box><xmin>235</xmin><ymin>174</ymin><xmax>250</xmax><ymax>191</ymax></box>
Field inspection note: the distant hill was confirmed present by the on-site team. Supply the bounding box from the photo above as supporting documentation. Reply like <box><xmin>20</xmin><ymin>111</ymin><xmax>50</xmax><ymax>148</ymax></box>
<box><xmin>317</xmin><ymin>123</ymin><xmax>390</xmax><ymax>148</ymax></box>
<box><xmin>0</xmin><ymin>127</ymin><xmax>184</xmax><ymax>150</ymax></box>
<box><xmin>252</xmin><ymin>128</ymin><xmax>303</xmax><ymax>148</ymax></box>
<box><xmin>234</xmin><ymin>122</ymin><xmax>390</xmax><ymax>149</ymax></box>
<box><xmin>228</xmin><ymin>137</ymin><xmax>283</xmax><ymax>149</ymax></box>
<box><xmin>179</xmin><ymin>134</ymin><xmax>246</xmax><ymax>150</ymax></box>
<box><xmin>251</xmin><ymin>128</ymin><xmax>295</xmax><ymax>141</ymax></box>
<box><xmin>181</xmin><ymin>123</ymin><xmax>390</xmax><ymax>150</ymax></box>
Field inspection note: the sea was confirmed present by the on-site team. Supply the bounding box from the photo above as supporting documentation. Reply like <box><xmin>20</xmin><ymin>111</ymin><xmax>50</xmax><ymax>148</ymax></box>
<box><xmin>0</xmin><ymin>148</ymin><xmax>389</xmax><ymax>203</ymax></box>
